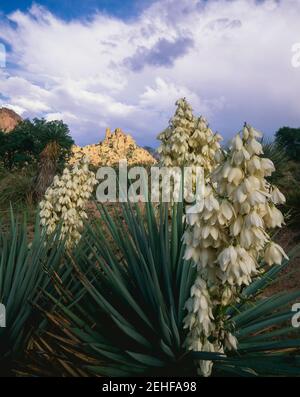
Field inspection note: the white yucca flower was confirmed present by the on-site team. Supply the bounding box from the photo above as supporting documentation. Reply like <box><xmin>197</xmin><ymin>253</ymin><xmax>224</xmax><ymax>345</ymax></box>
<box><xmin>40</xmin><ymin>156</ymin><xmax>97</xmax><ymax>248</ymax></box>
<box><xmin>183</xmin><ymin>123</ymin><xmax>288</xmax><ymax>376</ymax></box>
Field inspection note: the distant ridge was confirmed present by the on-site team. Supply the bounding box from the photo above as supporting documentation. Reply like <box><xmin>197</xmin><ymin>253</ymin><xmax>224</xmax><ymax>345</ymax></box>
<box><xmin>71</xmin><ymin>127</ymin><xmax>156</xmax><ymax>166</ymax></box>
<box><xmin>0</xmin><ymin>107</ymin><xmax>22</xmax><ymax>133</ymax></box>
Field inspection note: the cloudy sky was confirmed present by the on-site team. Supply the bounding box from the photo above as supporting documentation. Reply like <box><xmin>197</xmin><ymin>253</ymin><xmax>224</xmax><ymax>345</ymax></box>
<box><xmin>0</xmin><ymin>0</ymin><xmax>300</xmax><ymax>147</ymax></box>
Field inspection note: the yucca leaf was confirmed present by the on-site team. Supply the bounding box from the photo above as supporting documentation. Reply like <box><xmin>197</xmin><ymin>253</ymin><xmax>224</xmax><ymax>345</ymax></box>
<box><xmin>126</xmin><ymin>351</ymin><xmax>165</xmax><ymax>367</ymax></box>
<box><xmin>232</xmin><ymin>289</ymin><xmax>300</xmax><ymax>327</ymax></box>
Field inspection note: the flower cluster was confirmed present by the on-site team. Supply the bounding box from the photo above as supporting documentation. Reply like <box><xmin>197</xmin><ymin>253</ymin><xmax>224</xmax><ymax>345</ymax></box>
<box><xmin>183</xmin><ymin>123</ymin><xmax>287</xmax><ymax>376</ymax></box>
<box><xmin>157</xmin><ymin>98</ymin><xmax>195</xmax><ymax>167</ymax></box>
<box><xmin>157</xmin><ymin>98</ymin><xmax>222</xmax><ymax>204</ymax></box>
<box><xmin>40</xmin><ymin>156</ymin><xmax>97</xmax><ymax>248</ymax></box>
<box><xmin>157</xmin><ymin>98</ymin><xmax>222</xmax><ymax>173</ymax></box>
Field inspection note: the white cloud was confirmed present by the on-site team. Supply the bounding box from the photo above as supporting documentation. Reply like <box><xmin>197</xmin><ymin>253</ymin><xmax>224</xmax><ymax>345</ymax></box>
<box><xmin>140</xmin><ymin>78</ymin><xmax>199</xmax><ymax>110</ymax></box>
<box><xmin>0</xmin><ymin>0</ymin><xmax>300</xmax><ymax>146</ymax></box>
<box><xmin>1</xmin><ymin>103</ymin><xmax>26</xmax><ymax>116</ymax></box>
<box><xmin>139</xmin><ymin>77</ymin><xmax>219</xmax><ymax>119</ymax></box>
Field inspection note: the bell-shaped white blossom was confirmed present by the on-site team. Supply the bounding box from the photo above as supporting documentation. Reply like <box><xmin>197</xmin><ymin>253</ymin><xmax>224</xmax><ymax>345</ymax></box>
<box><xmin>264</xmin><ymin>242</ymin><xmax>288</xmax><ymax>266</ymax></box>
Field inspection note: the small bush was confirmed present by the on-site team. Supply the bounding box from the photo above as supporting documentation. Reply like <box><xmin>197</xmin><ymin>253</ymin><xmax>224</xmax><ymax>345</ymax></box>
<box><xmin>0</xmin><ymin>168</ymin><xmax>34</xmax><ymax>209</ymax></box>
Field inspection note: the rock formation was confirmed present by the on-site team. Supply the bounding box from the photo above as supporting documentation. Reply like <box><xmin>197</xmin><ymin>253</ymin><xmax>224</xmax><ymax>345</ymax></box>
<box><xmin>0</xmin><ymin>107</ymin><xmax>22</xmax><ymax>132</ymax></box>
<box><xmin>70</xmin><ymin>128</ymin><xmax>156</xmax><ymax>167</ymax></box>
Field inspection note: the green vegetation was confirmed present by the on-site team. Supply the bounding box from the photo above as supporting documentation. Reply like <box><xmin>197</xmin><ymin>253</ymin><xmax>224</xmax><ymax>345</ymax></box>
<box><xmin>0</xmin><ymin>118</ymin><xmax>74</xmax><ymax>171</ymax></box>
<box><xmin>262</xmin><ymin>138</ymin><xmax>300</xmax><ymax>226</ymax></box>
<box><xmin>275</xmin><ymin>126</ymin><xmax>300</xmax><ymax>162</ymax></box>
<box><xmin>0</xmin><ymin>119</ymin><xmax>74</xmax><ymax>211</ymax></box>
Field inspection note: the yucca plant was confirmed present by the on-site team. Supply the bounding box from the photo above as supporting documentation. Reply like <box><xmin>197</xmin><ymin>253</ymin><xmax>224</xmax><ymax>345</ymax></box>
<box><xmin>28</xmin><ymin>201</ymin><xmax>197</xmax><ymax>376</ymax></box>
<box><xmin>28</xmin><ymin>201</ymin><xmax>300</xmax><ymax>377</ymax></box>
<box><xmin>0</xmin><ymin>211</ymin><xmax>66</xmax><ymax>376</ymax></box>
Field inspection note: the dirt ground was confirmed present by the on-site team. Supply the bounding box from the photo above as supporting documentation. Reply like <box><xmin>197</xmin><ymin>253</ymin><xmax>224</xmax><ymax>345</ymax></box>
<box><xmin>266</xmin><ymin>225</ymin><xmax>300</xmax><ymax>295</ymax></box>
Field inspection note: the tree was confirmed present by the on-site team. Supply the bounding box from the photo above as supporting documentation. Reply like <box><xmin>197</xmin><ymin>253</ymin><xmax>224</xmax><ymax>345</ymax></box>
<box><xmin>0</xmin><ymin>118</ymin><xmax>74</xmax><ymax>170</ymax></box>
<box><xmin>275</xmin><ymin>126</ymin><xmax>300</xmax><ymax>161</ymax></box>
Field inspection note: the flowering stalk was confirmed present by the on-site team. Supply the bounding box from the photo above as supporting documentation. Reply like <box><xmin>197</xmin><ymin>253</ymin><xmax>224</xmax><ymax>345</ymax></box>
<box><xmin>157</xmin><ymin>98</ymin><xmax>222</xmax><ymax>203</ymax></box>
<box><xmin>40</xmin><ymin>156</ymin><xmax>97</xmax><ymax>249</ymax></box>
<box><xmin>183</xmin><ymin>123</ymin><xmax>287</xmax><ymax>376</ymax></box>
<box><xmin>157</xmin><ymin>98</ymin><xmax>196</xmax><ymax>167</ymax></box>
<box><xmin>157</xmin><ymin>98</ymin><xmax>222</xmax><ymax>172</ymax></box>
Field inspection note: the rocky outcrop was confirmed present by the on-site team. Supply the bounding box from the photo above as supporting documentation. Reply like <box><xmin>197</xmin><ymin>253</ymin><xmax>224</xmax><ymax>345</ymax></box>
<box><xmin>71</xmin><ymin>128</ymin><xmax>156</xmax><ymax>166</ymax></box>
<box><xmin>0</xmin><ymin>107</ymin><xmax>22</xmax><ymax>132</ymax></box>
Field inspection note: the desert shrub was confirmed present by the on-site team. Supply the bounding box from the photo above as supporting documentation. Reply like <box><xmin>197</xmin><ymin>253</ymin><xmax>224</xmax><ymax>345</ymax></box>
<box><xmin>0</xmin><ymin>168</ymin><xmax>35</xmax><ymax>210</ymax></box>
